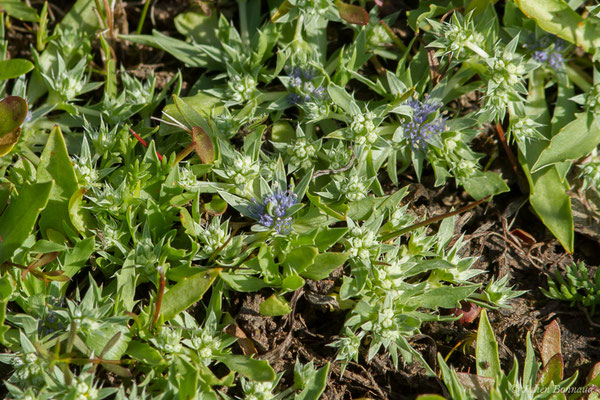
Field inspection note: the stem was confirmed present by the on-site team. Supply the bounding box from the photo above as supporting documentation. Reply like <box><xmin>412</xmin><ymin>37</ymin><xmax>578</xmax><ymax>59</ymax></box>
<box><xmin>379</xmin><ymin>19</ymin><xmax>406</xmax><ymax>51</ymax></box>
<box><xmin>151</xmin><ymin>266</ymin><xmax>166</xmax><ymax>329</ymax></box>
<box><xmin>238</xmin><ymin>0</ymin><xmax>249</xmax><ymax>44</ymax></box>
<box><xmin>137</xmin><ymin>0</ymin><xmax>153</xmax><ymax>35</ymax></box>
<box><xmin>294</xmin><ymin>14</ymin><xmax>304</xmax><ymax>42</ymax></box>
<box><xmin>379</xmin><ymin>196</ymin><xmax>490</xmax><ymax>242</ymax></box>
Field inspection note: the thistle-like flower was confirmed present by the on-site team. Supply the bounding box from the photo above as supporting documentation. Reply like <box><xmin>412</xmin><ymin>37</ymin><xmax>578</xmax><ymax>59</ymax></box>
<box><xmin>403</xmin><ymin>98</ymin><xmax>445</xmax><ymax>149</ymax></box>
<box><xmin>250</xmin><ymin>186</ymin><xmax>298</xmax><ymax>234</ymax></box>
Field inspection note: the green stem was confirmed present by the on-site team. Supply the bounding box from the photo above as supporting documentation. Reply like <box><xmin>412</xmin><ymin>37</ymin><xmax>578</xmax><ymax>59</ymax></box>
<box><xmin>136</xmin><ymin>0</ymin><xmax>153</xmax><ymax>35</ymax></box>
<box><xmin>238</xmin><ymin>0</ymin><xmax>249</xmax><ymax>44</ymax></box>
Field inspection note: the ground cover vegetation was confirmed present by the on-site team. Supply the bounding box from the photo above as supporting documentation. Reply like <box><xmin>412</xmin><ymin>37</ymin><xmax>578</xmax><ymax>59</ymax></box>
<box><xmin>1</xmin><ymin>0</ymin><xmax>600</xmax><ymax>398</ymax></box>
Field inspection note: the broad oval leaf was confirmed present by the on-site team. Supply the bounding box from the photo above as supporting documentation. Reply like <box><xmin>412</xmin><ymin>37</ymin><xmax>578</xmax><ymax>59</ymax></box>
<box><xmin>541</xmin><ymin>320</ymin><xmax>561</xmax><ymax>367</ymax></box>
<box><xmin>259</xmin><ymin>294</ymin><xmax>291</xmax><ymax>316</ymax></box>
<box><xmin>191</xmin><ymin>126</ymin><xmax>215</xmax><ymax>163</ymax></box>
<box><xmin>335</xmin><ymin>0</ymin><xmax>369</xmax><ymax>25</ymax></box>
<box><xmin>0</xmin><ymin>59</ymin><xmax>34</xmax><ymax>80</ymax></box>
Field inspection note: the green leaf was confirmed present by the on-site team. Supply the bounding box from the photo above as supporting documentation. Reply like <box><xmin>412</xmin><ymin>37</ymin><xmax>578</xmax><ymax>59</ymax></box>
<box><xmin>259</xmin><ymin>294</ymin><xmax>292</xmax><ymax>316</ymax></box>
<box><xmin>0</xmin><ymin>59</ymin><xmax>34</xmax><ymax>80</ymax></box>
<box><xmin>476</xmin><ymin>309</ymin><xmax>501</xmax><ymax>379</ymax></box>
<box><xmin>539</xmin><ymin>353</ymin><xmax>564</xmax><ymax>386</ymax></box>
<box><xmin>85</xmin><ymin>325</ymin><xmax>130</xmax><ymax>361</ymax></box>
<box><xmin>161</xmin><ymin>268</ymin><xmax>220</xmax><ymax>321</ymax></box>
<box><xmin>301</xmin><ymin>252</ymin><xmax>348</xmax><ymax>281</ymax></box>
<box><xmin>408</xmin><ymin>285</ymin><xmax>479</xmax><ymax>309</ymax></box>
<box><xmin>527</xmin><ymin>164</ymin><xmax>574</xmax><ymax>253</ymax></box>
<box><xmin>216</xmin><ymin>354</ymin><xmax>276</xmax><ymax>381</ymax></box>
<box><xmin>416</xmin><ymin>396</ymin><xmax>447</xmax><ymax>400</ymax></box>
<box><xmin>532</xmin><ymin>113</ymin><xmax>600</xmax><ymax>172</ymax></box>
<box><xmin>282</xmin><ymin>274</ymin><xmax>305</xmax><ymax>292</ymax></box>
<box><xmin>0</xmin><ymin>182</ymin><xmax>11</xmax><ymax>214</ymax></box>
<box><xmin>315</xmin><ymin>227</ymin><xmax>348</xmax><ymax>252</ymax></box>
<box><xmin>120</xmin><ymin>30</ymin><xmax>217</xmax><ymax>68</ymax></box>
<box><xmin>523</xmin><ymin>332</ymin><xmax>539</xmax><ymax>388</ymax></box>
<box><xmin>0</xmin><ymin>181</ymin><xmax>52</xmax><ymax>264</ymax></box>
<box><xmin>174</xmin><ymin>10</ymin><xmax>220</xmax><ymax>47</ymax></box>
<box><xmin>295</xmin><ymin>363</ymin><xmax>330</xmax><ymax>400</ymax></box>
<box><xmin>204</xmin><ymin>195</ymin><xmax>227</xmax><ymax>216</ymax></box>
<box><xmin>282</xmin><ymin>246</ymin><xmax>318</xmax><ymax>274</ymax></box>
<box><xmin>126</xmin><ymin>340</ymin><xmax>164</xmax><ymax>366</ymax></box>
<box><xmin>37</xmin><ymin>125</ymin><xmax>80</xmax><ymax>238</ymax></box>
<box><xmin>171</xmin><ymin>94</ymin><xmax>214</xmax><ymax>139</ymax></box>
<box><xmin>219</xmin><ymin>272</ymin><xmax>270</xmax><ymax>292</ymax></box>
<box><xmin>0</xmin><ymin>0</ymin><xmax>38</xmax><ymax>21</ymax></box>
<box><xmin>0</xmin><ymin>275</ymin><xmax>14</xmax><ymax>345</ymax></box>
<box><xmin>306</xmin><ymin>192</ymin><xmax>347</xmax><ymax>221</ymax></box>
<box><xmin>513</xmin><ymin>0</ymin><xmax>600</xmax><ymax>55</ymax></box>
<box><xmin>63</xmin><ymin>237</ymin><xmax>95</xmax><ymax>278</ymax></box>
<box><xmin>462</xmin><ymin>171</ymin><xmax>510</xmax><ymax>200</ymax></box>
<box><xmin>326</xmin><ymin>84</ymin><xmax>353</xmax><ymax>113</ymax></box>
<box><xmin>68</xmin><ymin>188</ymin><xmax>95</xmax><ymax>235</ymax></box>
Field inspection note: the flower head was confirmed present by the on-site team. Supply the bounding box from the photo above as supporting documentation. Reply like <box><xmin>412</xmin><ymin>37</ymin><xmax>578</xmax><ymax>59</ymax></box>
<box><xmin>403</xmin><ymin>98</ymin><xmax>445</xmax><ymax>149</ymax></box>
<box><xmin>250</xmin><ymin>185</ymin><xmax>298</xmax><ymax>234</ymax></box>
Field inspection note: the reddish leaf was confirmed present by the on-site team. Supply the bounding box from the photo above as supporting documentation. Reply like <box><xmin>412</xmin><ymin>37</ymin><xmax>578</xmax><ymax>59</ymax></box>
<box><xmin>335</xmin><ymin>0</ymin><xmax>369</xmax><ymax>25</ymax></box>
<box><xmin>0</xmin><ymin>96</ymin><xmax>27</xmax><ymax>156</ymax></box>
<box><xmin>539</xmin><ymin>353</ymin><xmax>563</xmax><ymax>386</ymax></box>
<box><xmin>510</xmin><ymin>228</ymin><xmax>536</xmax><ymax>246</ymax></box>
<box><xmin>0</xmin><ymin>96</ymin><xmax>28</xmax><ymax>135</ymax></box>
<box><xmin>542</xmin><ymin>320</ymin><xmax>561</xmax><ymax>367</ymax></box>
<box><xmin>587</xmin><ymin>362</ymin><xmax>600</xmax><ymax>385</ymax></box>
<box><xmin>191</xmin><ymin>126</ymin><xmax>214</xmax><ymax>164</ymax></box>
<box><xmin>373</xmin><ymin>0</ymin><xmax>383</xmax><ymax>5</ymax></box>
<box><xmin>224</xmin><ymin>324</ymin><xmax>258</xmax><ymax>356</ymax></box>
<box><xmin>454</xmin><ymin>302</ymin><xmax>481</xmax><ymax>325</ymax></box>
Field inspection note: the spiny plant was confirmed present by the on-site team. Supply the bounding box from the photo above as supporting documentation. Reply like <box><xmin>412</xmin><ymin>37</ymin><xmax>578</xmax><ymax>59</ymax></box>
<box><xmin>418</xmin><ymin>312</ymin><xmax>600</xmax><ymax>400</ymax></box>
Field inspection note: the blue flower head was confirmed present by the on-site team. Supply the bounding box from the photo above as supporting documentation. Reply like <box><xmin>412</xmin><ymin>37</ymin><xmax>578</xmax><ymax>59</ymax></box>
<box><xmin>403</xmin><ymin>98</ymin><xmax>445</xmax><ymax>149</ymax></box>
<box><xmin>250</xmin><ymin>185</ymin><xmax>298</xmax><ymax>234</ymax></box>
<box><xmin>286</xmin><ymin>66</ymin><xmax>327</xmax><ymax>106</ymax></box>
<box><xmin>525</xmin><ymin>35</ymin><xmax>565</xmax><ymax>70</ymax></box>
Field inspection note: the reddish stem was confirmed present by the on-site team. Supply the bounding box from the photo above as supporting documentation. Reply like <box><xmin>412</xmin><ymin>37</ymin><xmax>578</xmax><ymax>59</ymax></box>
<box><xmin>129</xmin><ymin>127</ymin><xmax>163</xmax><ymax>161</ymax></box>
<box><xmin>495</xmin><ymin>123</ymin><xmax>528</xmax><ymax>192</ymax></box>
<box><xmin>151</xmin><ymin>266</ymin><xmax>166</xmax><ymax>329</ymax></box>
